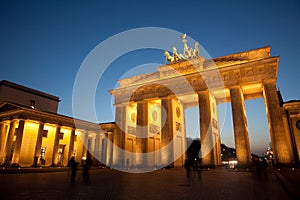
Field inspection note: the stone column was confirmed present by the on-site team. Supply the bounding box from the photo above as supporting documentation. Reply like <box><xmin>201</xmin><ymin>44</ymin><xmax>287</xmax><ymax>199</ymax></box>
<box><xmin>161</xmin><ymin>98</ymin><xmax>174</xmax><ymax>167</ymax></box>
<box><xmin>12</xmin><ymin>120</ymin><xmax>25</xmax><ymax>165</ymax></box>
<box><xmin>263</xmin><ymin>81</ymin><xmax>293</xmax><ymax>165</ymax></box>
<box><xmin>0</xmin><ymin>123</ymin><xmax>8</xmax><ymax>164</ymax></box>
<box><xmin>33</xmin><ymin>122</ymin><xmax>44</xmax><ymax>166</ymax></box>
<box><xmin>51</xmin><ymin>125</ymin><xmax>61</xmax><ymax>166</ymax></box>
<box><xmin>198</xmin><ymin>91</ymin><xmax>217</xmax><ymax>167</ymax></box>
<box><xmin>68</xmin><ymin>128</ymin><xmax>76</xmax><ymax>161</ymax></box>
<box><xmin>114</xmin><ymin>105</ymin><xmax>126</xmax><ymax>167</ymax></box>
<box><xmin>101</xmin><ymin>133</ymin><xmax>107</xmax><ymax>165</ymax></box>
<box><xmin>107</xmin><ymin>132</ymin><xmax>114</xmax><ymax>166</ymax></box>
<box><xmin>0</xmin><ymin>123</ymin><xmax>4</xmax><ymax>155</ymax></box>
<box><xmin>94</xmin><ymin>132</ymin><xmax>100</xmax><ymax>165</ymax></box>
<box><xmin>230</xmin><ymin>86</ymin><xmax>251</xmax><ymax>167</ymax></box>
<box><xmin>81</xmin><ymin>131</ymin><xmax>88</xmax><ymax>159</ymax></box>
<box><xmin>136</xmin><ymin>101</ymin><xmax>148</xmax><ymax>167</ymax></box>
<box><xmin>4</xmin><ymin>121</ymin><xmax>17</xmax><ymax>165</ymax></box>
<box><xmin>0</xmin><ymin>123</ymin><xmax>5</xmax><ymax>164</ymax></box>
<box><xmin>216</xmin><ymin>131</ymin><xmax>222</xmax><ymax>166</ymax></box>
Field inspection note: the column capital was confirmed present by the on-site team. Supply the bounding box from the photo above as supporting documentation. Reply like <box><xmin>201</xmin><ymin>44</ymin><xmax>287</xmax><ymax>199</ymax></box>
<box><xmin>263</xmin><ymin>80</ymin><xmax>277</xmax><ymax>85</ymax></box>
<box><xmin>134</xmin><ymin>99</ymin><xmax>148</xmax><ymax>104</ymax></box>
<box><xmin>160</xmin><ymin>95</ymin><xmax>177</xmax><ymax>101</ymax></box>
<box><xmin>115</xmin><ymin>102</ymin><xmax>130</xmax><ymax>107</ymax></box>
<box><xmin>197</xmin><ymin>89</ymin><xmax>209</xmax><ymax>94</ymax></box>
<box><xmin>229</xmin><ymin>85</ymin><xmax>242</xmax><ymax>90</ymax></box>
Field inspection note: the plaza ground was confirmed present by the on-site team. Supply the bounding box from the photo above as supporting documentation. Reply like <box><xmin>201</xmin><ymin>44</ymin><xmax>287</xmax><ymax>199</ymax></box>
<box><xmin>0</xmin><ymin>167</ymin><xmax>299</xmax><ymax>200</ymax></box>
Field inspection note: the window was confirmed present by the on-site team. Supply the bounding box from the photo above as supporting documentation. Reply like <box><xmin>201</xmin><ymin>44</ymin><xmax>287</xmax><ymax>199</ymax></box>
<box><xmin>59</xmin><ymin>132</ymin><xmax>64</xmax><ymax>140</ymax></box>
<box><xmin>30</xmin><ymin>100</ymin><xmax>35</xmax><ymax>109</ymax></box>
<box><xmin>42</xmin><ymin>130</ymin><xmax>48</xmax><ymax>138</ymax></box>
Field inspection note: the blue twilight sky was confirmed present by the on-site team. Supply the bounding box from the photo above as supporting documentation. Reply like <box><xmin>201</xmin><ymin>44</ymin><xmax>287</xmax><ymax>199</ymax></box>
<box><xmin>1</xmin><ymin>0</ymin><xmax>300</xmax><ymax>155</ymax></box>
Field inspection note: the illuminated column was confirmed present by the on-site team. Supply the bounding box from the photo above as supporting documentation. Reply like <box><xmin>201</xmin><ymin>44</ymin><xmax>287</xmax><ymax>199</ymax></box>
<box><xmin>0</xmin><ymin>123</ymin><xmax>4</xmax><ymax>153</ymax></box>
<box><xmin>12</xmin><ymin>120</ymin><xmax>25</xmax><ymax>165</ymax></box>
<box><xmin>51</xmin><ymin>125</ymin><xmax>61</xmax><ymax>166</ymax></box>
<box><xmin>161</xmin><ymin>98</ymin><xmax>174</xmax><ymax>167</ymax></box>
<box><xmin>33</xmin><ymin>122</ymin><xmax>45</xmax><ymax>166</ymax></box>
<box><xmin>216</xmin><ymin>130</ymin><xmax>222</xmax><ymax>166</ymax></box>
<box><xmin>0</xmin><ymin>123</ymin><xmax>7</xmax><ymax>163</ymax></box>
<box><xmin>198</xmin><ymin>91</ymin><xmax>217</xmax><ymax>167</ymax></box>
<box><xmin>136</xmin><ymin>101</ymin><xmax>148</xmax><ymax>167</ymax></box>
<box><xmin>114</xmin><ymin>105</ymin><xmax>126</xmax><ymax>167</ymax></box>
<box><xmin>101</xmin><ymin>133</ymin><xmax>108</xmax><ymax>165</ymax></box>
<box><xmin>263</xmin><ymin>81</ymin><xmax>293</xmax><ymax>165</ymax></box>
<box><xmin>94</xmin><ymin>132</ymin><xmax>101</xmax><ymax>164</ymax></box>
<box><xmin>107</xmin><ymin>132</ymin><xmax>114</xmax><ymax>166</ymax></box>
<box><xmin>81</xmin><ymin>131</ymin><xmax>88</xmax><ymax>159</ymax></box>
<box><xmin>67</xmin><ymin>128</ymin><xmax>76</xmax><ymax>161</ymax></box>
<box><xmin>230</xmin><ymin>86</ymin><xmax>251</xmax><ymax>167</ymax></box>
<box><xmin>4</xmin><ymin>121</ymin><xmax>17</xmax><ymax>165</ymax></box>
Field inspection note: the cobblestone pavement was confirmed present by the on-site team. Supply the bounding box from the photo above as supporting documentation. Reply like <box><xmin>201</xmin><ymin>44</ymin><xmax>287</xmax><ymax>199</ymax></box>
<box><xmin>0</xmin><ymin>167</ymin><xmax>294</xmax><ymax>200</ymax></box>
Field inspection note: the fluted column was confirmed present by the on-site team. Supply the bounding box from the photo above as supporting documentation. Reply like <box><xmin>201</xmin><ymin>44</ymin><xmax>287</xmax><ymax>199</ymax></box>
<box><xmin>33</xmin><ymin>122</ymin><xmax>45</xmax><ymax>166</ymax></box>
<box><xmin>230</xmin><ymin>86</ymin><xmax>251</xmax><ymax>167</ymax></box>
<box><xmin>198</xmin><ymin>91</ymin><xmax>216</xmax><ymax>167</ymax></box>
<box><xmin>12</xmin><ymin>120</ymin><xmax>25</xmax><ymax>165</ymax></box>
<box><xmin>161</xmin><ymin>98</ymin><xmax>174</xmax><ymax>167</ymax></box>
<box><xmin>4</xmin><ymin>121</ymin><xmax>17</xmax><ymax>165</ymax></box>
<box><xmin>51</xmin><ymin>125</ymin><xmax>61</xmax><ymax>166</ymax></box>
<box><xmin>263</xmin><ymin>81</ymin><xmax>293</xmax><ymax>165</ymax></box>
<box><xmin>136</xmin><ymin>101</ymin><xmax>148</xmax><ymax>167</ymax></box>
<box><xmin>68</xmin><ymin>128</ymin><xmax>76</xmax><ymax>161</ymax></box>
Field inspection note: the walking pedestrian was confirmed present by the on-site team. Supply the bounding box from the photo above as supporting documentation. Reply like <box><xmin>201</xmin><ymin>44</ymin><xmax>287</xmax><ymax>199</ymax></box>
<box><xmin>69</xmin><ymin>156</ymin><xmax>78</xmax><ymax>183</ymax></box>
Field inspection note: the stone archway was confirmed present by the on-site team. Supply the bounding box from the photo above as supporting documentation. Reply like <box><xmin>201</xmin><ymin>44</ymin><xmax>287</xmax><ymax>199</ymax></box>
<box><xmin>110</xmin><ymin>46</ymin><xmax>294</xmax><ymax>168</ymax></box>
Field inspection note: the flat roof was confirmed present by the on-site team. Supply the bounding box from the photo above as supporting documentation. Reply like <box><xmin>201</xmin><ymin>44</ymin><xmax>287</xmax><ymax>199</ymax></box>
<box><xmin>0</xmin><ymin>80</ymin><xmax>60</xmax><ymax>102</ymax></box>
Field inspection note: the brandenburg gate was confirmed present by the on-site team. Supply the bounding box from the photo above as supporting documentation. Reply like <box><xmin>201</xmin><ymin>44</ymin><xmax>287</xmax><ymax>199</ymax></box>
<box><xmin>110</xmin><ymin>37</ymin><xmax>294</xmax><ymax>168</ymax></box>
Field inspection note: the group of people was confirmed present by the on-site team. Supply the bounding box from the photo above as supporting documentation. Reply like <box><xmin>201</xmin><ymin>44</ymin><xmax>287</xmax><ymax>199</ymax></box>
<box><xmin>68</xmin><ymin>154</ymin><xmax>92</xmax><ymax>183</ymax></box>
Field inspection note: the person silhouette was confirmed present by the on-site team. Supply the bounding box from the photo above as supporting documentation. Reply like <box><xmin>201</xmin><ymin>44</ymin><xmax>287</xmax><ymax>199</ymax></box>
<box><xmin>184</xmin><ymin>157</ymin><xmax>192</xmax><ymax>181</ymax></box>
<box><xmin>69</xmin><ymin>156</ymin><xmax>78</xmax><ymax>183</ymax></box>
<box><xmin>82</xmin><ymin>154</ymin><xmax>92</xmax><ymax>183</ymax></box>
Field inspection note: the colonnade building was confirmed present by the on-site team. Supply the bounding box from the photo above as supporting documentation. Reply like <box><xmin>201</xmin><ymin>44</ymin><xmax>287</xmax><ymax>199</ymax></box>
<box><xmin>1</xmin><ymin>46</ymin><xmax>300</xmax><ymax>168</ymax></box>
<box><xmin>0</xmin><ymin>80</ymin><xmax>114</xmax><ymax>167</ymax></box>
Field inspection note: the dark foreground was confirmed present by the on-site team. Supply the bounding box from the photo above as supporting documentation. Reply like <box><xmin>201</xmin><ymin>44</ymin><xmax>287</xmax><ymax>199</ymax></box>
<box><xmin>0</xmin><ymin>167</ymin><xmax>298</xmax><ymax>200</ymax></box>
